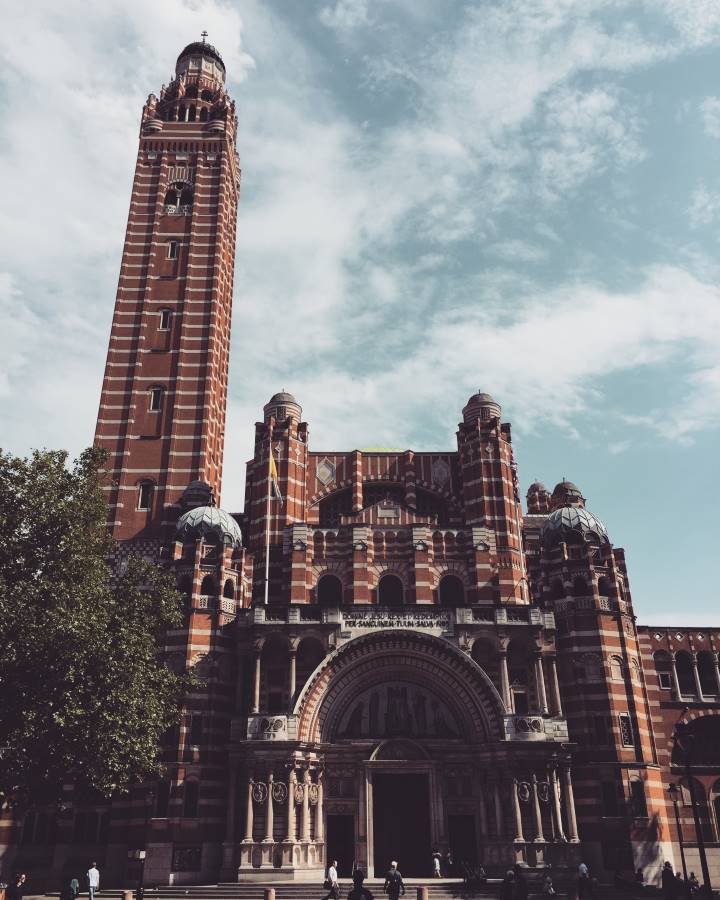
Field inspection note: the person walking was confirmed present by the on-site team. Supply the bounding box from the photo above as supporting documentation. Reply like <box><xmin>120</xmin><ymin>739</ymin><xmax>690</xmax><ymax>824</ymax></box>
<box><xmin>70</xmin><ymin>876</ymin><xmax>80</xmax><ymax>900</ymax></box>
<box><xmin>578</xmin><ymin>862</ymin><xmax>594</xmax><ymax>900</ymax></box>
<box><xmin>323</xmin><ymin>860</ymin><xmax>340</xmax><ymax>900</ymax></box>
<box><xmin>87</xmin><ymin>863</ymin><xmax>100</xmax><ymax>900</ymax></box>
<box><xmin>499</xmin><ymin>871</ymin><xmax>515</xmax><ymax>900</ymax></box>
<box><xmin>347</xmin><ymin>869</ymin><xmax>374</xmax><ymax>900</ymax></box>
<box><xmin>662</xmin><ymin>862</ymin><xmax>676</xmax><ymax>900</ymax></box>
<box><xmin>6</xmin><ymin>874</ymin><xmax>26</xmax><ymax>900</ymax></box>
<box><xmin>384</xmin><ymin>861</ymin><xmax>405</xmax><ymax>900</ymax></box>
<box><xmin>432</xmin><ymin>851</ymin><xmax>441</xmax><ymax>879</ymax></box>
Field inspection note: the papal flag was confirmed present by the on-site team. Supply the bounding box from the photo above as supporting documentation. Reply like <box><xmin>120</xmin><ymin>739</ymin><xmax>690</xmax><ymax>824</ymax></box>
<box><xmin>269</xmin><ymin>450</ymin><xmax>283</xmax><ymax>506</ymax></box>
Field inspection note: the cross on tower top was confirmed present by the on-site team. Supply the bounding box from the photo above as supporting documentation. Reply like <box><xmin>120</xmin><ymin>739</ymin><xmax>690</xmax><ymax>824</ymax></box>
<box><xmin>201</xmin><ymin>30</ymin><xmax>208</xmax><ymax>43</ymax></box>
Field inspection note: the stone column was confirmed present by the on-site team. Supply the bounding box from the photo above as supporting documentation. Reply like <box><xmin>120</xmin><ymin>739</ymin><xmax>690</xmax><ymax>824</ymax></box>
<box><xmin>534</xmin><ymin>653</ymin><xmax>549</xmax><ymax>715</ymax></box>
<box><xmin>289</xmin><ymin>649</ymin><xmax>297</xmax><ymax>702</ymax></box>
<box><xmin>550</xmin><ymin>767</ymin><xmax>565</xmax><ymax>841</ymax></box>
<box><xmin>549</xmin><ymin>656</ymin><xmax>563</xmax><ymax>715</ymax></box>
<box><xmin>494</xmin><ymin>781</ymin><xmax>504</xmax><ymax>836</ymax></box>
<box><xmin>513</xmin><ymin>779</ymin><xmax>524</xmax><ymax>842</ymax></box>
<box><xmin>713</xmin><ymin>652</ymin><xmax>720</xmax><ymax>696</ymax></box>
<box><xmin>301</xmin><ymin>768</ymin><xmax>311</xmax><ymax>842</ymax></box>
<box><xmin>264</xmin><ymin>774</ymin><xmax>274</xmax><ymax>842</ymax></box>
<box><xmin>286</xmin><ymin>769</ymin><xmax>297</xmax><ymax>842</ymax></box>
<box><xmin>244</xmin><ymin>778</ymin><xmax>254</xmax><ymax>841</ymax></box>
<box><xmin>315</xmin><ymin>771</ymin><xmax>324</xmax><ymax>843</ymax></box>
<box><xmin>252</xmin><ymin>650</ymin><xmax>262</xmax><ymax>714</ymax></box>
<box><xmin>692</xmin><ymin>652</ymin><xmax>704</xmax><ymax>701</ymax></box>
<box><xmin>531</xmin><ymin>774</ymin><xmax>544</xmax><ymax>841</ymax></box>
<box><xmin>671</xmin><ymin>653</ymin><xmax>682</xmax><ymax>700</ymax></box>
<box><xmin>562</xmin><ymin>766</ymin><xmax>579</xmax><ymax>842</ymax></box>
<box><xmin>499</xmin><ymin>651</ymin><xmax>512</xmax><ymax>712</ymax></box>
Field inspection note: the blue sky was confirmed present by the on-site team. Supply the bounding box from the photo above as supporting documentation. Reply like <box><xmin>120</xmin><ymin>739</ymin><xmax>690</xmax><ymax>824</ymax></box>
<box><xmin>1</xmin><ymin>0</ymin><xmax>719</xmax><ymax>624</ymax></box>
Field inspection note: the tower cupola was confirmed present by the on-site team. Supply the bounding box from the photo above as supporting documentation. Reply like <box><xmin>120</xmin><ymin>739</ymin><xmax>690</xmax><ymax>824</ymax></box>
<box><xmin>462</xmin><ymin>391</ymin><xmax>501</xmax><ymax>424</ymax></box>
<box><xmin>264</xmin><ymin>391</ymin><xmax>302</xmax><ymax>425</ymax></box>
<box><xmin>550</xmin><ymin>479</ymin><xmax>585</xmax><ymax>510</ymax></box>
<box><xmin>175</xmin><ymin>38</ymin><xmax>226</xmax><ymax>84</ymax></box>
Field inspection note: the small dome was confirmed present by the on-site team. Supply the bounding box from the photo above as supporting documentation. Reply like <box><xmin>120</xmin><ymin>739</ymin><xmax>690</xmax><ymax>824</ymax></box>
<box><xmin>270</xmin><ymin>391</ymin><xmax>297</xmax><ymax>403</ymax></box>
<box><xmin>176</xmin><ymin>41</ymin><xmax>225</xmax><ymax>72</ymax></box>
<box><xmin>527</xmin><ymin>481</ymin><xmax>547</xmax><ymax>493</ymax></box>
<box><xmin>175</xmin><ymin>505</ymin><xmax>242</xmax><ymax>548</ymax></box>
<box><xmin>551</xmin><ymin>479</ymin><xmax>585</xmax><ymax>509</ymax></box>
<box><xmin>462</xmin><ymin>391</ymin><xmax>501</xmax><ymax>424</ymax></box>
<box><xmin>542</xmin><ymin>505</ymin><xmax>609</xmax><ymax>546</ymax></box>
<box><xmin>264</xmin><ymin>390</ymin><xmax>302</xmax><ymax>424</ymax></box>
<box><xmin>180</xmin><ymin>479</ymin><xmax>214</xmax><ymax>510</ymax></box>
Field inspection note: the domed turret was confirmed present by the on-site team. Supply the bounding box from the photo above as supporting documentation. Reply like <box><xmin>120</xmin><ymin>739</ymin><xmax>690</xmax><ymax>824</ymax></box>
<box><xmin>462</xmin><ymin>391</ymin><xmax>501</xmax><ymax>424</ymax></box>
<box><xmin>526</xmin><ymin>480</ymin><xmax>551</xmax><ymax>515</ymax></box>
<box><xmin>550</xmin><ymin>479</ymin><xmax>585</xmax><ymax>510</ymax></box>
<box><xmin>264</xmin><ymin>391</ymin><xmax>302</xmax><ymax>425</ymax></box>
<box><xmin>175</xmin><ymin>505</ymin><xmax>242</xmax><ymax>548</ymax></box>
<box><xmin>541</xmin><ymin>505</ymin><xmax>609</xmax><ymax>548</ymax></box>
<box><xmin>180</xmin><ymin>479</ymin><xmax>214</xmax><ymax>511</ymax></box>
<box><xmin>175</xmin><ymin>37</ymin><xmax>226</xmax><ymax>83</ymax></box>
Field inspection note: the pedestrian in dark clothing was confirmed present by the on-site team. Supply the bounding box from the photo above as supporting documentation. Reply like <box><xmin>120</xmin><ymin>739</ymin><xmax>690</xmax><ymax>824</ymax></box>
<box><xmin>6</xmin><ymin>874</ymin><xmax>27</xmax><ymax>900</ymax></box>
<box><xmin>499</xmin><ymin>871</ymin><xmax>515</xmax><ymax>900</ymax></box>
<box><xmin>348</xmin><ymin>869</ymin><xmax>374</xmax><ymax>900</ymax></box>
<box><xmin>384</xmin><ymin>862</ymin><xmax>405</xmax><ymax>899</ymax></box>
<box><xmin>662</xmin><ymin>862</ymin><xmax>676</xmax><ymax>900</ymax></box>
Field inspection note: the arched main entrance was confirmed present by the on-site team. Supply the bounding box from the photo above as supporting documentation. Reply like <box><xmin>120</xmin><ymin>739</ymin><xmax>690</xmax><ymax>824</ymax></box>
<box><xmin>293</xmin><ymin>630</ymin><xmax>505</xmax><ymax>876</ymax></box>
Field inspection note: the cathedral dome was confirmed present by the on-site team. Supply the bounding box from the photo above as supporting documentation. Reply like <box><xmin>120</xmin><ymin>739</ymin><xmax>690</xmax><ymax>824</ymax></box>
<box><xmin>541</xmin><ymin>505</ymin><xmax>609</xmax><ymax>547</ymax></box>
<box><xmin>176</xmin><ymin>41</ymin><xmax>225</xmax><ymax>72</ymax></box>
<box><xmin>175</xmin><ymin>505</ymin><xmax>242</xmax><ymax>548</ymax></box>
<box><xmin>462</xmin><ymin>391</ymin><xmax>501</xmax><ymax>424</ymax></box>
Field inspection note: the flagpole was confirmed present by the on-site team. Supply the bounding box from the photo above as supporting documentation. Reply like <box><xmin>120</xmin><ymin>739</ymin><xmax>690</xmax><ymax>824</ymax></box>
<box><xmin>264</xmin><ymin>438</ymin><xmax>272</xmax><ymax>606</ymax></box>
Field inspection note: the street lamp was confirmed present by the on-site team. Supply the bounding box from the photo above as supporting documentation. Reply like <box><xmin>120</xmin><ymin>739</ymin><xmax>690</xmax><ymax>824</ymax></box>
<box><xmin>129</xmin><ymin>788</ymin><xmax>156</xmax><ymax>900</ymax></box>
<box><xmin>673</xmin><ymin>722</ymin><xmax>713</xmax><ymax>899</ymax></box>
<box><xmin>667</xmin><ymin>784</ymin><xmax>689</xmax><ymax>897</ymax></box>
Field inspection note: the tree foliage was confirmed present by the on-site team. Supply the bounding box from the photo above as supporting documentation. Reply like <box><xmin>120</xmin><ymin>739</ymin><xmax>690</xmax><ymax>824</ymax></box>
<box><xmin>0</xmin><ymin>446</ymin><xmax>187</xmax><ymax>805</ymax></box>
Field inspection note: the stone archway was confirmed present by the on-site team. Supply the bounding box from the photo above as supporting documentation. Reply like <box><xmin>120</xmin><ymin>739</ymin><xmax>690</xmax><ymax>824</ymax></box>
<box><xmin>293</xmin><ymin>629</ymin><xmax>505</xmax><ymax>744</ymax></box>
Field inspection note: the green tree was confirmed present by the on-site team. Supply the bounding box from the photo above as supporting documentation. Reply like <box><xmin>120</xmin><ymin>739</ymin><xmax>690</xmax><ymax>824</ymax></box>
<box><xmin>0</xmin><ymin>446</ymin><xmax>187</xmax><ymax>805</ymax></box>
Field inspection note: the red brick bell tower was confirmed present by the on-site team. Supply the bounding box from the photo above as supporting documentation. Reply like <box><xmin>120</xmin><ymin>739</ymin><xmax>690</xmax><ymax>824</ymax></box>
<box><xmin>94</xmin><ymin>38</ymin><xmax>240</xmax><ymax>543</ymax></box>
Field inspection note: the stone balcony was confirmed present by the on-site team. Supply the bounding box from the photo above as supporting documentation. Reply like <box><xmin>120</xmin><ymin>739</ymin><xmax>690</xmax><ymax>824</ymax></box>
<box><xmin>503</xmin><ymin>714</ymin><xmax>569</xmax><ymax>742</ymax></box>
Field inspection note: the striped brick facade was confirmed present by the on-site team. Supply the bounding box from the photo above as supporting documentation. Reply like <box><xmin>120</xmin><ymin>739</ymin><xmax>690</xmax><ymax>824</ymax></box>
<box><xmin>2</xmin><ymin>40</ymin><xmax>718</xmax><ymax>895</ymax></box>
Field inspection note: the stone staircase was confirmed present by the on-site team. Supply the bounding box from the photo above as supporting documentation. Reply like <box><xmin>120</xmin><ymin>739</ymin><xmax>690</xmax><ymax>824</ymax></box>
<box><xmin>135</xmin><ymin>880</ymin><xmax>499</xmax><ymax>900</ymax></box>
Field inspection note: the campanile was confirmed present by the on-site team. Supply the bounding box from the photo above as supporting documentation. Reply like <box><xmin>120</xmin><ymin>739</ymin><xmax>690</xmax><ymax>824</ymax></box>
<box><xmin>95</xmin><ymin>38</ymin><xmax>240</xmax><ymax>544</ymax></box>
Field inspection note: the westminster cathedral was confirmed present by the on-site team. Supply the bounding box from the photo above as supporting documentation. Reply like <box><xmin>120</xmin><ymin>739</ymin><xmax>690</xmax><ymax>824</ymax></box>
<box><xmin>3</xmin><ymin>39</ymin><xmax>720</xmax><ymax>892</ymax></box>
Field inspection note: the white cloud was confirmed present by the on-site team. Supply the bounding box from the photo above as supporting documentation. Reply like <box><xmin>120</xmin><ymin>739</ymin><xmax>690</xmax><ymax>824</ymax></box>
<box><xmin>688</xmin><ymin>184</ymin><xmax>720</xmax><ymax>227</ymax></box>
<box><xmin>700</xmin><ymin>96</ymin><xmax>720</xmax><ymax>138</ymax></box>
<box><xmin>319</xmin><ymin>0</ymin><xmax>370</xmax><ymax>32</ymax></box>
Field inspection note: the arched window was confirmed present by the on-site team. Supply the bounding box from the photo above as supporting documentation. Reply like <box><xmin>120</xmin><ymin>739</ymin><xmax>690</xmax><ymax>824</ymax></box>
<box><xmin>188</xmin><ymin>106</ymin><xmax>196</xmax><ymax>122</ymax></box>
<box><xmin>178</xmin><ymin>105</ymin><xmax>186</xmax><ymax>122</ymax></box>
<box><xmin>609</xmin><ymin>655</ymin><xmax>625</xmax><ymax>681</ymax></box>
<box><xmin>200</xmin><ymin>575</ymin><xmax>215</xmax><ymax>596</ymax></box>
<box><xmin>185</xmin><ymin>86</ymin><xmax>197</xmax><ymax>99</ymax></box>
<box><xmin>223</xmin><ymin>579</ymin><xmax>234</xmax><ymax>600</ymax></box>
<box><xmin>316</xmin><ymin>574</ymin><xmax>343</xmax><ymax>607</ymax></box>
<box><xmin>438</xmin><ymin>574</ymin><xmax>465</xmax><ymax>607</ymax></box>
<box><xmin>180</xmin><ymin>188</ymin><xmax>193</xmax><ymax>206</ymax></box>
<box><xmin>550</xmin><ymin>579</ymin><xmax>565</xmax><ymax>600</ymax></box>
<box><xmin>149</xmin><ymin>386</ymin><xmax>163</xmax><ymax>411</ymax></box>
<box><xmin>680</xmin><ymin>778</ymin><xmax>714</xmax><ymax>841</ymax></box>
<box><xmin>137</xmin><ymin>481</ymin><xmax>154</xmax><ymax>511</ymax></box>
<box><xmin>583</xmin><ymin>653</ymin><xmax>602</xmax><ymax>681</ymax></box>
<box><xmin>597</xmin><ymin>576</ymin><xmax>610</xmax><ymax>596</ymax></box>
<box><xmin>167</xmin><ymin>106</ymin><xmax>176</xmax><ymax>121</ymax></box>
<box><xmin>201</xmin><ymin>89</ymin><xmax>213</xmax><ymax>101</ymax></box>
<box><xmin>177</xmin><ymin>574</ymin><xmax>192</xmax><ymax>597</ymax></box>
<box><xmin>378</xmin><ymin>574</ymin><xmax>404</xmax><ymax>605</ymax></box>
<box><xmin>199</xmin><ymin>107</ymin><xmax>208</xmax><ymax>122</ymax></box>
<box><xmin>675</xmin><ymin>651</ymin><xmax>695</xmax><ymax>697</ymax></box>
<box><xmin>261</xmin><ymin>636</ymin><xmax>289</xmax><ymax>714</ymax></box>
<box><xmin>164</xmin><ymin>189</ymin><xmax>178</xmax><ymax>207</ymax></box>
<box><xmin>155</xmin><ymin>781</ymin><xmax>171</xmax><ymax>818</ymax></box>
<box><xmin>572</xmin><ymin>576</ymin><xmax>588</xmax><ymax>597</ymax></box>
<box><xmin>296</xmin><ymin>637</ymin><xmax>325</xmax><ymax>699</ymax></box>
<box><xmin>697</xmin><ymin>651</ymin><xmax>717</xmax><ymax>695</ymax></box>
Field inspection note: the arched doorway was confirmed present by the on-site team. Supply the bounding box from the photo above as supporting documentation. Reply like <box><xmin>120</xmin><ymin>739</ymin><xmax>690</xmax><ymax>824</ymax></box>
<box><xmin>378</xmin><ymin>574</ymin><xmax>404</xmax><ymax>605</ymax></box>
<box><xmin>293</xmin><ymin>630</ymin><xmax>505</xmax><ymax>878</ymax></box>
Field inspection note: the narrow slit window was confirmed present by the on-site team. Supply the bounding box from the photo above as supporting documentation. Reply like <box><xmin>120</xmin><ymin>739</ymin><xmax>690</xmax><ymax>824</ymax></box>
<box><xmin>167</xmin><ymin>240</ymin><xmax>179</xmax><ymax>260</ymax></box>
<box><xmin>149</xmin><ymin>387</ymin><xmax>163</xmax><ymax>411</ymax></box>
<box><xmin>138</xmin><ymin>482</ymin><xmax>153</xmax><ymax>511</ymax></box>
<box><xmin>159</xmin><ymin>309</ymin><xmax>172</xmax><ymax>330</ymax></box>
